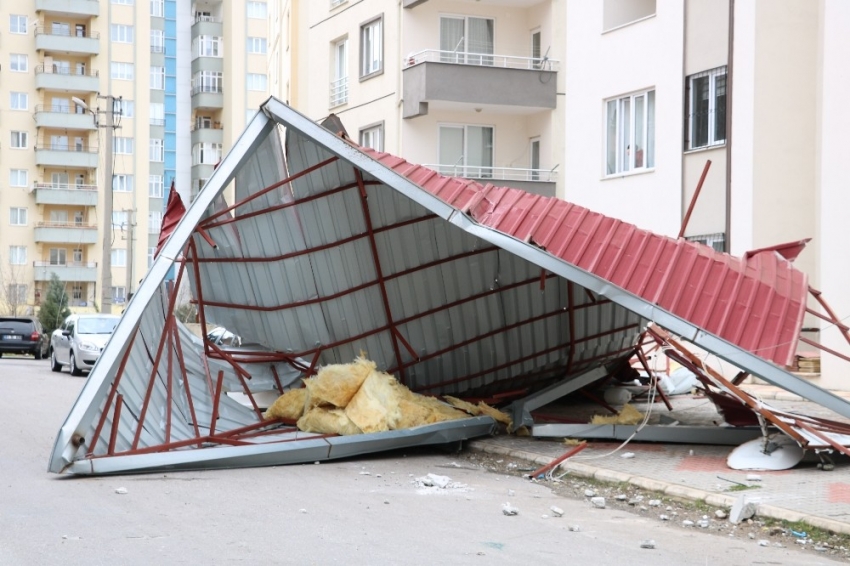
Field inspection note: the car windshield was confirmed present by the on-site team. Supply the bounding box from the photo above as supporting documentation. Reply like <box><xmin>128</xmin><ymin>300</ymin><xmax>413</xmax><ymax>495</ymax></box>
<box><xmin>77</xmin><ymin>318</ymin><xmax>119</xmax><ymax>335</ymax></box>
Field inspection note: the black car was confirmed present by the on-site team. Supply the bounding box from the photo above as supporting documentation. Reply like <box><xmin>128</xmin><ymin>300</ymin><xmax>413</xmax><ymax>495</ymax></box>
<box><xmin>0</xmin><ymin>317</ymin><xmax>49</xmax><ymax>359</ymax></box>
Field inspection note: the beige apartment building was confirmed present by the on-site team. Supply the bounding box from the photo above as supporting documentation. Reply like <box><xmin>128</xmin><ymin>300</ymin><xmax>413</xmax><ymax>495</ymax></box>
<box><xmin>273</xmin><ymin>0</ymin><xmax>850</xmax><ymax>388</ymax></box>
<box><xmin>0</xmin><ymin>0</ymin><xmax>269</xmax><ymax>315</ymax></box>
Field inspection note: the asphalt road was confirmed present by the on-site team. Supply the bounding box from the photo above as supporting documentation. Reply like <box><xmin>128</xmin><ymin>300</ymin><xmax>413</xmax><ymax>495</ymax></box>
<box><xmin>0</xmin><ymin>355</ymin><xmax>840</xmax><ymax>565</ymax></box>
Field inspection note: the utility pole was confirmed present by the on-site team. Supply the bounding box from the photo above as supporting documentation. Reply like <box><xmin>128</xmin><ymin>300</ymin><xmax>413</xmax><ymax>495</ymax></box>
<box><xmin>99</xmin><ymin>95</ymin><xmax>117</xmax><ymax>313</ymax></box>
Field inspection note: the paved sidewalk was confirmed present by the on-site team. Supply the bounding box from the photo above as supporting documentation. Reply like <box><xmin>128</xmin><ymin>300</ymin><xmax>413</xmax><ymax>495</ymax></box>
<box><xmin>469</xmin><ymin>384</ymin><xmax>850</xmax><ymax>535</ymax></box>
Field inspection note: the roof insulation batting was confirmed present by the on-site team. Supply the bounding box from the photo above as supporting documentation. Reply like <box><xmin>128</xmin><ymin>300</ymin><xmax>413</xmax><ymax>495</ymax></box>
<box><xmin>47</xmin><ymin>97</ymin><xmax>850</xmax><ymax>476</ymax></box>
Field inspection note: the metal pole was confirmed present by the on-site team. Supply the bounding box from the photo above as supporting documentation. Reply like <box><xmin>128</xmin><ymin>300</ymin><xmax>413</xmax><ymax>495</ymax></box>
<box><xmin>100</xmin><ymin>95</ymin><xmax>114</xmax><ymax>313</ymax></box>
<box><xmin>678</xmin><ymin>159</ymin><xmax>712</xmax><ymax>240</ymax></box>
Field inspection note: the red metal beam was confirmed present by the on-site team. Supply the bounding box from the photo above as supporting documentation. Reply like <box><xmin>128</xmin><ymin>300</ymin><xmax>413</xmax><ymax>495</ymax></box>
<box><xmin>87</xmin><ymin>329</ymin><xmax>138</xmax><ymax>456</ymax></box>
<box><xmin>187</xmin><ymin>238</ymin><xmax>216</xmax><ymax>396</ymax></box>
<box><xmin>678</xmin><ymin>159</ymin><xmax>712</xmax><ymax>239</ymax></box>
<box><xmin>793</xmin><ymin>420</ymin><xmax>850</xmax><ymax>457</ymax></box>
<box><xmin>209</xmin><ymin>370</ymin><xmax>225</xmax><ymax>437</ymax></box>
<box><xmin>131</xmin><ymin>316</ymin><xmax>176</xmax><ymax>450</ymax></box>
<box><xmin>107</xmin><ymin>394</ymin><xmax>123</xmax><ymax>456</ymax></box>
<box><xmin>798</xmin><ymin>336</ymin><xmax>850</xmax><ymax>364</ymax></box>
<box><xmin>808</xmin><ymin>286</ymin><xmax>850</xmax><ymax>345</ymax></box>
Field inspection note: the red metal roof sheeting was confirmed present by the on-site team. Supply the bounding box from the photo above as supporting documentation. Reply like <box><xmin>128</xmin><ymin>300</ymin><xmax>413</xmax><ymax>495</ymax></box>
<box><xmin>362</xmin><ymin>149</ymin><xmax>807</xmax><ymax>368</ymax></box>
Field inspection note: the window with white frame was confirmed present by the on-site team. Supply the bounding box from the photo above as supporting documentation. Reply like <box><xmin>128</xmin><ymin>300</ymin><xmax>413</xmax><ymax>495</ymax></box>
<box><xmin>49</xmin><ymin>248</ymin><xmax>67</xmax><ymax>265</ymax></box>
<box><xmin>113</xmin><ymin>98</ymin><xmax>134</xmax><ymax>118</ymax></box>
<box><xmin>11</xmin><ymin>131</ymin><xmax>27</xmax><ymax>149</ymax></box>
<box><xmin>150</xmin><ymin>66</ymin><xmax>165</xmax><ymax>90</ymax></box>
<box><xmin>686</xmin><ymin>66</ymin><xmax>727</xmax><ymax>150</ymax></box>
<box><xmin>151</xmin><ymin>29</ymin><xmax>164</xmax><ymax>52</ymax></box>
<box><xmin>111</xmin><ymin>62</ymin><xmax>134</xmax><ymax>80</ymax></box>
<box><xmin>147</xmin><ymin>247</ymin><xmax>156</xmax><ymax>268</ymax></box>
<box><xmin>112</xmin><ymin>211</ymin><xmax>128</xmax><ymax>229</ymax></box>
<box><xmin>192</xmin><ymin>143</ymin><xmax>222</xmax><ymax>165</ymax></box>
<box><xmin>10</xmin><ymin>92</ymin><xmax>27</xmax><ymax>110</ymax></box>
<box><xmin>10</xmin><ymin>54</ymin><xmax>28</xmax><ymax>72</ymax></box>
<box><xmin>359</xmin><ymin>124</ymin><xmax>383</xmax><ymax>152</ymax></box>
<box><xmin>110</xmin><ymin>24</ymin><xmax>134</xmax><ymax>43</ymax></box>
<box><xmin>530</xmin><ymin>137</ymin><xmax>541</xmax><ymax>180</ymax></box>
<box><xmin>438</xmin><ymin>124</ymin><xmax>494</xmax><ymax>178</ymax></box>
<box><xmin>330</xmin><ymin>38</ymin><xmax>348</xmax><ymax>107</ymax></box>
<box><xmin>111</xmin><ymin>249</ymin><xmax>127</xmax><ymax>267</ymax></box>
<box><xmin>149</xmin><ymin>175</ymin><xmax>164</xmax><ymax>198</ymax></box>
<box><xmin>112</xmin><ymin>174</ymin><xmax>134</xmax><ymax>192</ymax></box>
<box><xmin>149</xmin><ymin>212</ymin><xmax>163</xmax><ymax>234</ymax></box>
<box><xmin>605</xmin><ymin>89</ymin><xmax>655</xmax><ymax>175</ymax></box>
<box><xmin>112</xmin><ymin>286</ymin><xmax>126</xmax><ymax>303</ymax></box>
<box><xmin>192</xmin><ymin>71</ymin><xmax>223</xmax><ymax>93</ymax></box>
<box><xmin>439</xmin><ymin>16</ymin><xmax>494</xmax><ymax>65</ymax></box>
<box><xmin>193</xmin><ymin>35</ymin><xmax>222</xmax><ymax>58</ymax></box>
<box><xmin>113</xmin><ymin>137</ymin><xmax>134</xmax><ymax>154</ymax></box>
<box><xmin>10</xmin><ymin>169</ymin><xmax>27</xmax><ymax>187</ymax></box>
<box><xmin>8</xmin><ymin>284</ymin><xmax>27</xmax><ymax>304</ymax></box>
<box><xmin>149</xmin><ymin>139</ymin><xmax>164</xmax><ymax>162</ymax></box>
<box><xmin>9</xmin><ymin>246</ymin><xmax>26</xmax><ymax>265</ymax></box>
<box><xmin>10</xmin><ymin>15</ymin><xmax>27</xmax><ymax>34</ymax></box>
<box><xmin>246</xmin><ymin>73</ymin><xmax>268</xmax><ymax>91</ymax></box>
<box><xmin>150</xmin><ymin>103</ymin><xmax>165</xmax><ymax>125</ymax></box>
<box><xmin>360</xmin><ymin>18</ymin><xmax>383</xmax><ymax>77</ymax></box>
<box><xmin>10</xmin><ymin>207</ymin><xmax>27</xmax><ymax>226</ymax></box>
<box><xmin>247</xmin><ymin>2</ymin><xmax>267</xmax><ymax>18</ymax></box>
<box><xmin>247</xmin><ymin>37</ymin><xmax>267</xmax><ymax>54</ymax></box>
<box><xmin>150</xmin><ymin>0</ymin><xmax>164</xmax><ymax>17</ymax></box>
<box><xmin>71</xmin><ymin>284</ymin><xmax>83</xmax><ymax>300</ymax></box>
<box><xmin>73</xmin><ymin>248</ymin><xmax>83</xmax><ymax>263</ymax></box>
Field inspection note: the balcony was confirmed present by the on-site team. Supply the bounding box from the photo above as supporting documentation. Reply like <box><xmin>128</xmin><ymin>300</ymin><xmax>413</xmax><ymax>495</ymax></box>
<box><xmin>35</xmin><ymin>142</ymin><xmax>98</xmax><ymax>169</ymax></box>
<box><xmin>330</xmin><ymin>77</ymin><xmax>348</xmax><ymax>108</ymax></box>
<box><xmin>35</xmin><ymin>65</ymin><xmax>99</xmax><ymax>93</ymax></box>
<box><xmin>192</xmin><ymin>16</ymin><xmax>222</xmax><ymax>39</ymax></box>
<box><xmin>33</xmin><ymin>182</ymin><xmax>98</xmax><ymax>206</ymax></box>
<box><xmin>191</xmin><ymin>86</ymin><xmax>223</xmax><ymax>110</ymax></box>
<box><xmin>191</xmin><ymin>123</ymin><xmax>223</xmax><ymax>146</ymax></box>
<box><xmin>402</xmin><ymin>50</ymin><xmax>558</xmax><ymax>118</ymax></box>
<box><xmin>34</xmin><ymin>261</ymin><xmax>98</xmax><ymax>283</ymax></box>
<box><xmin>34</xmin><ymin>105</ymin><xmax>97</xmax><ymax>130</ymax></box>
<box><xmin>422</xmin><ymin>164</ymin><xmax>557</xmax><ymax>197</ymax></box>
<box><xmin>191</xmin><ymin>56</ymin><xmax>223</xmax><ymax>75</ymax></box>
<box><xmin>34</xmin><ymin>222</ymin><xmax>98</xmax><ymax>244</ymax></box>
<box><xmin>35</xmin><ymin>0</ymin><xmax>99</xmax><ymax>17</ymax></box>
<box><xmin>35</xmin><ymin>27</ymin><xmax>99</xmax><ymax>55</ymax></box>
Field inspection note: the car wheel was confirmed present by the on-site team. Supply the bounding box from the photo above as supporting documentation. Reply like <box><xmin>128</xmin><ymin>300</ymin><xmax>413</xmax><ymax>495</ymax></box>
<box><xmin>34</xmin><ymin>346</ymin><xmax>43</xmax><ymax>360</ymax></box>
<box><xmin>70</xmin><ymin>351</ymin><xmax>83</xmax><ymax>377</ymax></box>
<box><xmin>50</xmin><ymin>349</ymin><xmax>62</xmax><ymax>373</ymax></box>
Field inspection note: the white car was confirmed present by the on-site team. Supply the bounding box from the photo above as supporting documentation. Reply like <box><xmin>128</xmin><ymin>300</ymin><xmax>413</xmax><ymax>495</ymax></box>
<box><xmin>50</xmin><ymin>314</ymin><xmax>121</xmax><ymax>376</ymax></box>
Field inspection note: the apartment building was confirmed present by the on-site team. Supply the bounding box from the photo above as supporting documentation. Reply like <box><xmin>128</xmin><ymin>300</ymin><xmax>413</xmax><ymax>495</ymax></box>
<box><xmin>275</xmin><ymin>0</ymin><xmax>565</xmax><ymax>198</ymax></box>
<box><xmin>0</xmin><ymin>0</ymin><xmax>268</xmax><ymax>315</ymax></box>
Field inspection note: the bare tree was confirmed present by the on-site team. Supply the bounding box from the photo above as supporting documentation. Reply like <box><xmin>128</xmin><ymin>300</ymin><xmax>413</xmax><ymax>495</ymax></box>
<box><xmin>0</xmin><ymin>253</ymin><xmax>30</xmax><ymax>316</ymax></box>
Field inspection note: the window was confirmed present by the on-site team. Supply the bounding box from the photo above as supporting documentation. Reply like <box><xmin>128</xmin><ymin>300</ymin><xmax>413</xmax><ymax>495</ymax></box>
<box><xmin>10</xmin><ymin>54</ymin><xmax>28</xmax><ymax>72</ymax></box>
<box><xmin>192</xmin><ymin>143</ymin><xmax>222</xmax><ymax>165</ymax></box>
<box><xmin>150</xmin><ymin>66</ymin><xmax>165</xmax><ymax>90</ymax></box>
<box><xmin>49</xmin><ymin>248</ymin><xmax>67</xmax><ymax>266</ymax></box>
<box><xmin>149</xmin><ymin>175</ymin><xmax>164</xmax><ymax>198</ymax></box>
<box><xmin>150</xmin><ymin>0</ymin><xmax>164</xmax><ymax>17</ymax></box>
<box><xmin>605</xmin><ymin>89</ymin><xmax>655</xmax><ymax>175</ymax></box>
<box><xmin>110</xmin><ymin>24</ymin><xmax>134</xmax><ymax>43</ymax></box>
<box><xmin>113</xmin><ymin>98</ymin><xmax>134</xmax><ymax>118</ymax></box>
<box><xmin>113</xmin><ymin>137</ymin><xmax>134</xmax><ymax>154</ymax></box>
<box><xmin>73</xmin><ymin>248</ymin><xmax>83</xmax><ymax>263</ymax></box>
<box><xmin>531</xmin><ymin>30</ymin><xmax>544</xmax><ymax>68</ymax></box>
<box><xmin>193</xmin><ymin>35</ymin><xmax>223</xmax><ymax>58</ymax></box>
<box><xmin>247</xmin><ymin>2</ymin><xmax>267</xmax><ymax>18</ymax></box>
<box><xmin>112</xmin><ymin>174</ymin><xmax>134</xmax><ymax>192</ymax></box>
<box><xmin>147</xmin><ymin>247</ymin><xmax>156</xmax><ymax>268</ymax></box>
<box><xmin>687</xmin><ymin>67</ymin><xmax>727</xmax><ymax>150</ymax></box>
<box><xmin>530</xmin><ymin>137</ymin><xmax>541</xmax><ymax>180</ymax></box>
<box><xmin>112</xmin><ymin>211</ymin><xmax>128</xmax><ymax>229</ymax></box>
<box><xmin>111</xmin><ymin>62</ymin><xmax>134</xmax><ymax>80</ymax></box>
<box><xmin>111</xmin><ymin>249</ymin><xmax>127</xmax><ymax>267</ymax></box>
<box><xmin>331</xmin><ymin>38</ymin><xmax>348</xmax><ymax>107</ymax></box>
<box><xmin>149</xmin><ymin>212</ymin><xmax>163</xmax><ymax>234</ymax></box>
<box><xmin>150</xmin><ymin>139</ymin><xmax>164</xmax><ymax>162</ymax></box>
<box><xmin>603</xmin><ymin>0</ymin><xmax>656</xmax><ymax>31</ymax></box>
<box><xmin>8</xmin><ymin>284</ymin><xmax>27</xmax><ymax>304</ymax></box>
<box><xmin>150</xmin><ymin>103</ymin><xmax>165</xmax><ymax>125</ymax></box>
<box><xmin>50</xmin><ymin>210</ymin><xmax>69</xmax><ymax>223</ymax></box>
<box><xmin>151</xmin><ymin>30</ymin><xmax>164</xmax><ymax>53</ymax></box>
<box><xmin>10</xmin><ymin>208</ymin><xmax>27</xmax><ymax>226</ymax></box>
<box><xmin>10</xmin><ymin>170</ymin><xmax>27</xmax><ymax>187</ymax></box>
<box><xmin>359</xmin><ymin>124</ymin><xmax>383</xmax><ymax>152</ymax></box>
<box><xmin>9</xmin><ymin>246</ymin><xmax>26</xmax><ymax>265</ymax></box>
<box><xmin>71</xmin><ymin>284</ymin><xmax>83</xmax><ymax>300</ymax></box>
<box><xmin>10</xmin><ymin>93</ymin><xmax>27</xmax><ymax>112</ymax></box>
<box><xmin>440</xmin><ymin>16</ymin><xmax>494</xmax><ymax>65</ymax></box>
<box><xmin>192</xmin><ymin>71</ymin><xmax>223</xmax><ymax>94</ymax></box>
<box><xmin>112</xmin><ymin>286</ymin><xmax>126</xmax><ymax>304</ymax></box>
<box><xmin>10</xmin><ymin>15</ymin><xmax>27</xmax><ymax>34</ymax></box>
<box><xmin>11</xmin><ymin>131</ymin><xmax>27</xmax><ymax>149</ymax></box>
<box><xmin>438</xmin><ymin>124</ymin><xmax>494</xmax><ymax>178</ymax></box>
<box><xmin>360</xmin><ymin>18</ymin><xmax>383</xmax><ymax>77</ymax></box>
<box><xmin>686</xmin><ymin>233</ymin><xmax>726</xmax><ymax>253</ymax></box>
<box><xmin>246</xmin><ymin>73</ymin><xmax>268</xmax><ymax>91</ymax></box>
<box><xmin>247</xmin><ymin>37</ymin><xmax>267</xmax><ymax>54</ymax></box>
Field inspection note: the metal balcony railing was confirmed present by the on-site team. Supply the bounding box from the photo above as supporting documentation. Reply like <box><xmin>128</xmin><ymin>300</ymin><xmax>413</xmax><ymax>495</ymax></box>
<box><xmin>191</xmin><ymin>122</ymin><xmax>223</xmax><ymax>131</ymax></box>
<box><xmin>35</xmin><ymin>104</ymin><xmax>91</xmax><ymax>115</ymax></box>
<box><xmin>34</xmin><ymin>142</ymin><xmax>97</xmax><ymax>153</ymax></box>
<box><xmin>33</xmin><ymin>261</ymin><xmax>97</xmax><ymax>268</ymax></box>
<box><xmin>35</xmin><ymin>221</ymin><xmax>97</xmax><ymax>229</ymax></box>
<box><xmin>191</xmin><ymin>85</ymin><xmax>223</xmax><ymax>95</ymax></box>
<box><xmin>150</xmin><ymin>118</ymin><xmax>165</xmax><ymax>126</ymax></box>
<box><xmin>34</xmin><ymin>26</ymin><xmax>100</xmax><ymax>39</ymax></box>
<box><xmin>151</xmin><ymin>44</ymin><xmax>164</xmax><ymax>53</ymax></box>
<box><xmin>422</xmin><ymin>164</ymin><xmax>559</xmax><ymax>183</ymax></box>
<box><xmin>33</xmin><ymin>182</ymin><xmax>97</xmax><ymax>191</ymax></box>
<box><xmin>35</xmin><ymin>65</ymin><xmax>99</xmax><ymax>77</ymax></box>
<box><xmin>329</xmin><ymin>76</ymin><xmax>348</xmax><ymax>107</ymax></box>
<box><xmin>404</xmin><ymin>50</ymin><xmax>559</xmax><ymax>72</ymax></box>
<box><xmin>194</xmin><ymin>15</ymin><xmax>222</xmax><ymax>23</ymax></box>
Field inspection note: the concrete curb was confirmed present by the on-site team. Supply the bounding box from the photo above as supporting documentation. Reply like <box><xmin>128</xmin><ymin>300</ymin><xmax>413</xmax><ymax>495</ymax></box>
<box><xmin>468</xmin><ymin>439</ymin><xmax>850</xmax><ymax>536</ymax></box>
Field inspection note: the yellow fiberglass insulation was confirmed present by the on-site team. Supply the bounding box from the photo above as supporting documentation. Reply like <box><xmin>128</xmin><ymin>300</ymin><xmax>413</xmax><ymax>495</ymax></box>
<box><xmin>345</xmin><ymin>370</ymin><xmax>406</xmax><ymax>433</ymax></box>
<box><xmin>590</xmin><ymin>403</ymin><xmax>645</xmax><ymax>425</ymax></box>
<box><xmin>304</xmin><ymin>356</ymin><xmax>376</xmax><ymax>409</ymax></box>
<box><xmin>443</xmin><ymin>395</ymin><xmax>482</xmax><ymax>416</ymax></box>
<box><xmin>297</xmin><ymin>407</ymin><xmax>363</xmax><ymax>436</ymax></box>
<box><xmin>263</xmin><ymin>388</ymin><xmax>308</xmax><ymax>421</ymax></box>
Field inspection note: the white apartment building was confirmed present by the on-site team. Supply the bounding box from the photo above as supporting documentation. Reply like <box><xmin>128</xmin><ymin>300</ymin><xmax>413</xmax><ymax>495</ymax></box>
<box><xmin>0</xmin><ymin>1</ymin><xmax>269</xmax><ymax>315</ymax></box>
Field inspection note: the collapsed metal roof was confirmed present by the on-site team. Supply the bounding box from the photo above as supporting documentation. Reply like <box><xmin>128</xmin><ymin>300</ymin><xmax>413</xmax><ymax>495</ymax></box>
<box><xmin>48</xmin><ymin>97</ymin><xmax>850</xmax><ymax>475</ymax></box>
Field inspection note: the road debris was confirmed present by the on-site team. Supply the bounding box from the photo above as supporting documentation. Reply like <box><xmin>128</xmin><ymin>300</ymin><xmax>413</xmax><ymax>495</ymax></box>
<box><xmin>640</xmin><ymin>540</ymin><xmax>656</xmax><ymax>549</ymax></box>
<box><xmin>590</xmin><ymin>497</ymin><xmax>606</xmax><ymax>509</ymax></box>
<box><xmin>550</xmin><ymin>506</ymin><xmax>564</xmax><ymax>517</ymax></box>
<box><xmin>115</xmin><ymin>487</ymin><xmax>128</xmax><ymax>495</ymax></box>
<box><xmin>502</xmin><ymin>503</ymin><xmax>519</xmax><ymax>516</ymax></box>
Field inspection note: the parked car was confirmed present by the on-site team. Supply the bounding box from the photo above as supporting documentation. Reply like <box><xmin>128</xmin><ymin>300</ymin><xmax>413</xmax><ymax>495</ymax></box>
<box><xmin>50</xmin><ymin>314</ymin><xmax>121</xmax><ymax>376</ymax></box>
<box><xmin>0</xmin><ymin>317</ymin><xmax>49</xmax><ymax>359</ymax></box>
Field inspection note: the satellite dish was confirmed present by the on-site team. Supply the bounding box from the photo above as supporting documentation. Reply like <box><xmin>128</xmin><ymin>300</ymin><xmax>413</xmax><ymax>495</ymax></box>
<box><xmin>727</xmin><ymin>433</ymin><xmax>804</xmax><ymax>471</ymax></box>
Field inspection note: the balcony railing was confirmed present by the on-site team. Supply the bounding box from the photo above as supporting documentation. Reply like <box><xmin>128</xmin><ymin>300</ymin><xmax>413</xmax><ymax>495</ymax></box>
<box><xmin>195</xmin><ymin>14</ymin><xmax>221</xmax><ymax>23</ymax></box>
<box><xmin>35</xmin><ymin>65</ymin><xmax>99</xmax><ymax>77</ymax></box>
<box><xmin>191</xmin><ymin>122</ymin><xmax>223</xmax><ymax>132</ymax></box>
<box><xmin>34</xmin><ymin>26</ymin><xmax>99</xmax><ymax>39</ymax></box>
<box><xmin>35</xmin><ymin>104</ymin><xmax>89</xmax><ymax>114</ymax></box>
<box><xmin>150</xmin><ymin>118</ymin><xmax>165</xmax><ymax>126</ymax></box>
<box><xmin>33</xmin><ymin>182</ymin><xmax>97</xmax><ymax>191</ymax></box>
<box><xmin>422</xmin><ymin>164</ymin><xmax>559</xmax><ymax>183</ymax></box>
<box><xmin>151</xmin><ymin>44</ymin><xmax>164</xmax><ymax>53</ymax></box>
<box><xmin>35</xmin><ymin>142</ymin><xmax>97</xmax><ymax>153</ymax></box>
<box><xmin>330</xmin><ymin>76</ymin><xmax>348</xmax><ymax>107</ymax></box>
<box><xmin>33</xmin><ymin>261</ymin><xmax>97</xmax><ymax>268</ymax></box>
<box><xmin>404</xmin><ymin>50</ymin><xmax>559</xmax><ymax>72</ymax></box>
<box><xmin>192</xmin><ymin>85</ymin><xmax>223</xmax><ymax>95</ymax></box>
<box><xmin>36</xmin><ymin>221</ymin><xmax>97</xmax><ymax>229</ymax></box>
